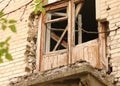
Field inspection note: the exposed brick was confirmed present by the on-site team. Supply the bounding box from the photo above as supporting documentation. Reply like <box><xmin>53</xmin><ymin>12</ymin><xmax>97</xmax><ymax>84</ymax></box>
<box><xmin>100</xmin><ymin>0</ymin><xmax>120</xmax><ymax>85</ymax></box>
<box><xmin>0</xmin><ymin>0</ymin><xmax>120</xmax><ymax>86</ymax></box>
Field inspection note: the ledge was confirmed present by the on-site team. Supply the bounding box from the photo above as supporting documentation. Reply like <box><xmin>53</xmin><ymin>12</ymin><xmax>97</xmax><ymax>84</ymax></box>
<box><xmin>9</xmin><ymin>61</ymin><xmax>113</xmax><ymax>86</ymax></box>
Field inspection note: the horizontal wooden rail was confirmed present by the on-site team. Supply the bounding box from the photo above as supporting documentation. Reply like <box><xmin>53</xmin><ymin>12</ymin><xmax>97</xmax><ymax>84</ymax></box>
<box><xmin>46</xmin><ymin>16</ymin><xmax>68</xmax><ymax>23</ymax></box>
<box><xmin>50</xmin><ymin>12</ymin><xmax>66</xmax><ymax>16</ymax></box>
<box><xmin>50</xmin><ymin>28</ymin><xmax>79</xmax><ymax>32</ymax></box>
<box><xmin>44</xmin><ymin>0</ymin><xmax>84</xmax><ymax>11</ymax></box>
<box><xmin>51</xmin><ymin>32</ymin><xmax>67</xmax><ymax>48</ymax></box>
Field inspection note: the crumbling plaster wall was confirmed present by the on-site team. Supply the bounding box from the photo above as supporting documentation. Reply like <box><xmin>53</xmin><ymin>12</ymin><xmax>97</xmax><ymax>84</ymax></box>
<box><xmin>25</xmin><ymin>12</ymin><xmax>39</xmax><ymax>73</ymax></box>
<box><xmin>0</xmin><ymin>0</ymin><xmax>37</xmax><ymax>86</ymax></box>
<box><xmin>96</xmin><ymin>0</ymin><xmax>120</xmax><ymax>85</ymax></box>
<box><xmin>9</xmin><ymin>61</ymin><xmax>113</xmax><ymax>86</ymax></box>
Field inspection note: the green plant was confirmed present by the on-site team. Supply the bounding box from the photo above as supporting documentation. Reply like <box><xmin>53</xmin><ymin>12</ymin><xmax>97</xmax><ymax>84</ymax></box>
<box><xmin>0</xmin><ymin>11</ymin><xmax>17</xmax><ymax>63</ymax></box>
<box><xmin>0</xmin><ymin>0</ymin><xmax>46</xmax><ymax>63</ymax></box>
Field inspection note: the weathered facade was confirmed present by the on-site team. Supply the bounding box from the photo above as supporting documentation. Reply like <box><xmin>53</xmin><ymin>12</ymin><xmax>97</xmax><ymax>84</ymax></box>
<box><xmin>0</xmin><ymin>0</ymin><xmax>120</xmax><ymax>86</ymax></box>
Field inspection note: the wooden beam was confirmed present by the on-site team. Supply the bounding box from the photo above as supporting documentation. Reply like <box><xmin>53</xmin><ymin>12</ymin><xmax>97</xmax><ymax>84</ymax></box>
<box><xmin>53</xmin><ymin>26</ymin><xmax>68</xmax><ymax>51</ymax></box>
<box><xmin>45</xmin><ymin>13</ymin><xmax>51</xmax><ymax>52</ymax></box>
<box><xmin>78</xmin><ymin>14</ymin><xmax>82</xmax><ymax>44</ymax></box>
<box><xmin>51</xmin><ymin>32</ymin><xmax>68</xmax><ymax>48</ymax></box>
<box><xmin>44</xmin><ymin>0</ymin><xmax>83</xmax><ymax>11</ymax></box>
<box><xmin>46</xmin><ymin>16</ymin><xmax>68</xmax><ymax>24</ymax></box>
<box><xmin>98</xmin><ymin>21</ymin><xmax>107</xmax><ymax>71</ymax></box>
<box><xmin>50</xmin><ymin>28</ymin><xmax>79</xmax><ymax>32</ymax></box>
<box><xmin>50</xmin><ymin>28</ymin><xmax>65</xmax><ymax>31</ymax></box>
<box><xmin>75</xmin><ymin>2</ymin><xmax>83</xmax><ymax>17</ymax></box>
<box><xmin>39</xmin><ymin>14</ymin><xmax>46</xmax><ymax>71</ymax></box>
<box><xmin>36</xmin><ymin>14</ymin><xmax>42</xmax><ymax>71</ymax></box>
<box><xmin>53</xmin><ymin>2</ymin><xmax>83</xmax><ymax>51</ymax></box>
<box><xmin>50</xmin><ymin>12</ymin><xmax>66</xmax><ymax>16</ymax></box>
<box><xmin>68</xmin><ymin>0</ymin><xmax>75</xmax><ymax>63</ymax></box>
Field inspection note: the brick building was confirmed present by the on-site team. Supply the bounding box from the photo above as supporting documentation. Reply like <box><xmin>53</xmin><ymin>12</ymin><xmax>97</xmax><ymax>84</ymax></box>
<box><xmin>0</xmin><ymin>0</ymin><xmax>120</xmax><ymax>86</ymax></box>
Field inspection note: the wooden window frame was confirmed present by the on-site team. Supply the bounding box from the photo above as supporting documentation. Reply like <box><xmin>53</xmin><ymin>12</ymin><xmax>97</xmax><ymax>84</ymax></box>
<box><xmin>36</xmin><ymin>0</ymin><xmax>108</xmax><ymax>71</ymax></box>
<box><xmin>37</xmin><ymin>0</ymin><xmax>83</xmax><ymax>71</ymax></box>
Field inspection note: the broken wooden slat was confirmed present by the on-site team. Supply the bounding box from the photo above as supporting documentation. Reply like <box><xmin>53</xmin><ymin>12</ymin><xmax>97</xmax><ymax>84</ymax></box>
<box><xmin>53</xmin><ymin>27</ymin><xmax>68</xmax><ymax>51</ymax></box>
<box><xmin>75</xmin><ymin>3</ymin><xmax>83</xmax><ymax>17</ymax></box>
<box><xmin>53</xmin><ymin>3</ymin><xmax>83</xmax><ymax>51</ymax></box>
<box><xmin>51</xmin><ymin>32</ymin><xmax>68</xmax><ymax>48</ymax></box>
<box><xmin>46</xmin><ymin>16</ymin><xmax>68</xmax><ymax>24</ymax></box>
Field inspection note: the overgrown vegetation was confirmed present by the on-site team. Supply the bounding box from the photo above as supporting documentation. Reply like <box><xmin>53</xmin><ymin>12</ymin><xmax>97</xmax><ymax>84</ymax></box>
<box><xmin>0</xmin><ymin>0</ymin><xmax>45</xmax><ymax>63</ymax></box>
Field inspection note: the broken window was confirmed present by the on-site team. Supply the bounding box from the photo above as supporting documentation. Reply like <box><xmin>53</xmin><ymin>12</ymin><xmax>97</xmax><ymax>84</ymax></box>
<box><xmin>75</xmin><ymin>0</ymin><xmax>98</xmax><ymax>45</ymax></box>
<box><xmin>38</xmin><ymin>0</ymin><xmax>108</xmax><ymax>71</ymax></box>
<box><xmin>44</xmin><ymin>0</ymin><xmax>98</xmax><ymax>53</ymax></box>
<box><xmin>45</xmin><ymin>8</ymin><xmax>68</xmax><ymax>52</ymax></box>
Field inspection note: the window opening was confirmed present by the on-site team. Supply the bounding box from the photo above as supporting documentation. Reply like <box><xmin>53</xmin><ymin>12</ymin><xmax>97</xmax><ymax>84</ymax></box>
<box><xmin>45</xmin><ymin>0</ymin><xmax>98</xmax><ymax>52</ymax></box>
<box><xmin>75</xmin><ymin>0</ymin><xmax>98</xmax><ymax>45</ymax></box>
<box><xmin>45</xmin><ymin>8</ymin><xmax>68</xmax><ymax>52</ymax></box>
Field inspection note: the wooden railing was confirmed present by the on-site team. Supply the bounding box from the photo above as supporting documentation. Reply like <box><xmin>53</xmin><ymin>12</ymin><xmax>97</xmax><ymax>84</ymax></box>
<box><xmin>41</xmin><ymin>39</ymin><xmax>100</xmax><ymax>71</ymax></box>
<box><xmin>72</xmin><ymin>39</ymin><xmax>100</xmax><ymax>67</ymax></box>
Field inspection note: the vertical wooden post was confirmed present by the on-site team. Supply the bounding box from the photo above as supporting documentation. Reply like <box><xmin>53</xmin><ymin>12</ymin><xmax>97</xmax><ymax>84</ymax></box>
<box><xmin>98</xmin><ymin>21</ymin><xmax>107</xmax><ymax>71</ymax></box>
<box><xmin>68</xmin><ymin>0</ymin><xmax>75</xmax><ymax>64</ymax></box>
<box><xmin>36</xmin><ymin>14</ymin><xmax>42</xmax><ymax>72</ymax></box>
<box><xmin>78</xmin><ymin>14</ymin><xmax>82</xmax><ymax>44</ymax></box>
<box><xmin>39</xmin><ymin>13</ymin><xmax>46</xmax><ymax>71</ymax></box>
<box><xmin>45</xmin><ymin>13</ymin><xmax>51</xmax><ymax>52</ymax></box>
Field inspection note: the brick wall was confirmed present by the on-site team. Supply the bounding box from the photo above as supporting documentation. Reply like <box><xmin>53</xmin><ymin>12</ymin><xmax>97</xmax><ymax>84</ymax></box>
<box><xmin>0</xmin><ymin>0</ymin><xmax>34</xmax><ymax>86</ymax></box>
<box><xmin>1</xmin><ymin>0</ymin><xmax>120</xmax><ymax>85</ymax></box>
<box><xmin>96</xmin><ymin>0</ymin><xmax>120</xmax><ymax>85</ymax></box>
